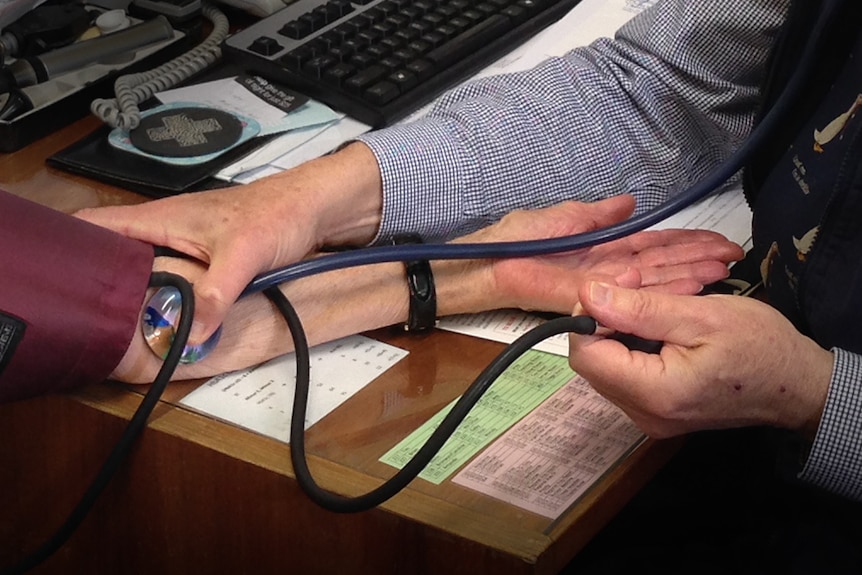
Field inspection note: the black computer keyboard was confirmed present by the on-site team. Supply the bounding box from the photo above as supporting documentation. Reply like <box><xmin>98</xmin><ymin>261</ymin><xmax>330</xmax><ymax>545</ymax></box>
<box><xmin>222</xmin><ymin>0</ymin><xmax>582</xmax><ymax>127</ymax></box>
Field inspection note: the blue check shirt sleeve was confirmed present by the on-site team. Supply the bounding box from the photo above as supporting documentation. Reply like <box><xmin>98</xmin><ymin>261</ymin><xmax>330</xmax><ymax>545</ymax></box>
<box><xmin>799</xmin><ymin>349</ymin><xmax>862</xmax><ymax>502</ymax></box>
<box><xmin>356</xmin><ymin>0</ymin><xmax>789</xmax><ymax>243</ymax></box>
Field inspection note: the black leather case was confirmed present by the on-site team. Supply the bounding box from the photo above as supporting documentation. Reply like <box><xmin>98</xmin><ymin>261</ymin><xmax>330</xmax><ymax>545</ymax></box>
<box><xmin>47</xmin><ymin>123</ymin><xmax>272</xmax><ymax>198</ymax></box>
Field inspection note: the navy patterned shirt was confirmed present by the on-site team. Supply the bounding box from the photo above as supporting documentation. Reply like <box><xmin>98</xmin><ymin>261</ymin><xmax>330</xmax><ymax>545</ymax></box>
<box><xmin>357</xmin><ymin>0</ymin><xmax>862</xmax><ymax>501</ymax></box>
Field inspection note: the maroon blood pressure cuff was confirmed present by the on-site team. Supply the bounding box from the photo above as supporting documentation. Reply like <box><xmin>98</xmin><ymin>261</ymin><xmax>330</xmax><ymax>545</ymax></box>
<box><xmin>0</xmin><ymin>190</ymin><xmax>154</xmax><ymax>403</ymax></box>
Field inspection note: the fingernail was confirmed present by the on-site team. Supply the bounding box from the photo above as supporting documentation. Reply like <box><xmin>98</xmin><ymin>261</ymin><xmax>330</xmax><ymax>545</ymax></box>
<box><xmin>589</xmin><ymin>281</ymin><xmax>612</xmax><ymax>306</ymax></box>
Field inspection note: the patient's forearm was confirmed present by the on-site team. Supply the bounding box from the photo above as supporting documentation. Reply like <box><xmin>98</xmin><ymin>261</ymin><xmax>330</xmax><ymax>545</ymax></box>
<box><xmin>113</xmin><ymin>254</ymin><xmax>490</xmax><ymax>383</ymax></box>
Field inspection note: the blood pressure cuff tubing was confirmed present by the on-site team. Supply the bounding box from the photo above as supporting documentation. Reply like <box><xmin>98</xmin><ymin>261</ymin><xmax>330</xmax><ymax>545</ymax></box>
<box><xmin>0</xmin><ymin>190</ymin><xmax>154</xmax><ymax>403</ymax></box>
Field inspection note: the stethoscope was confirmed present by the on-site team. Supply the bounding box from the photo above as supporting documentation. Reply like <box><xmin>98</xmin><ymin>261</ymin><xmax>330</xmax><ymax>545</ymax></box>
<box><xmin>3</xmin><ymin>0</ymin><xmax>842</xmax><ymax>572</ymax></box>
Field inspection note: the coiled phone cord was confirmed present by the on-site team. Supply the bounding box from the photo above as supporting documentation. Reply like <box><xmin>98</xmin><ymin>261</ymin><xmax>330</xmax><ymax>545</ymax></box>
<box><xmin>90</xmin><ymin>3</ymin><xmax>228</xmax><ymax>130</ymax></box>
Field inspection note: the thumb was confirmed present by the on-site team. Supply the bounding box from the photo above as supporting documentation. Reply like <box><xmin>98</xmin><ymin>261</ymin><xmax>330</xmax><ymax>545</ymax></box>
<box><xmin>572</xmin><ymin>194</ymin><xmax>636</xmax><ymax>233</ymax></box>
<box><xmin>187</xmin><ymin>277</ymin><xmax>235</xmax><ymax>345</ymax></box>
<box><xmin>186</xmin><ymin>254</ymin><xmax>270</xmax><ymax>344</ymax></box>
<box><xmin>578</xmin><ymin>280</ymin><xmax>694</xmax><ymax>344</ymax></box>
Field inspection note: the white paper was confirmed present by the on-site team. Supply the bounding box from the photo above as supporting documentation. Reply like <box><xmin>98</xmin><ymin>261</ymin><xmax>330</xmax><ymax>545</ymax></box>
<box><xmin>269</xmin><ymin>116</ymin><xmax>371</xmax><ymax>170</ymax></box>
<box><xmin>440</xmin><ymin>310</ymin><xmax>569</xmax><ymax>356</ymax></box>
<box><xmin>180</xmin><ymin>335</ymin><xmax>408</xmax><ymax>442</ymax></box>
<box><xmin>219</xmin><ymin>116</ymin><xmax>371</xmax><ymax>182</ymax></box>
<box><xmin>217</xmin><ymin>121</ymin><xmax>336</xmax><ymax>180</ymax></box>
<box><xmin>647</xmin><ymin>184</ymin><xmax>753</xmax><ymax>250</ymax></box>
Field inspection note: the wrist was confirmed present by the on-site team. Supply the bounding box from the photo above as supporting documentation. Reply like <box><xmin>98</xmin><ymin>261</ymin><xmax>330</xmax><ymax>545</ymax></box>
<box><xmin>432</xmin><ymin>255</ymin><xmax>497</xmax><ymax>317</ymax></box>
<box><xmin>311</xmin><ymin>142</ymin><xmax>383</xmax><ymax>247</ymax></box>
<box><xmin>432</xmin><ymin>226</ymin><xmax>521</xmax><ymax>317</ymax></box>
<box><xmin>766</xmin><ymin>331</ymin><xmax>833</xmax><ymax>439</ymax></box>
<box><xmin>796</xmin><ymin>346</ymin><xmax>834</xmax><ymax>440</ymax></box>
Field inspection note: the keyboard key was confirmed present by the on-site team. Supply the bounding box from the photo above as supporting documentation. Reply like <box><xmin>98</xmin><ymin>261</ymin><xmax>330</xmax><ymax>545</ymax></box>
<box><xmin>298</xmin><ymin>12</ymin><xmax>326</xmax><ymax>32</ymax></box>
<box><xmin>385</xmin><ymin>14</ymin><xmax>409</xmax><ymax>27</ymax></box>
<box><xmin>393</xmin><ymin>47</ymin><xmax>419</xmax><ymax>61</ymax></box>
<box><xmin>350</xmin><ymin>51</ymin><xmax>376</xmax><ymax>67</ymax></box>
<box><xmin>399</xmin><ymin>6</ymin><xmax>421</xmax><ymax>20</ymax></box>
<box><xmin>379</xmin><ymin>55</ymin><xmax>404</xmax><ymax>69</ymax></box>
<box><xmin>394</xmin><ymin>27</ymin><xmax>420</xmax><ymax>42</ymax></box>
<box><xmin>381</xmin><ymin>36</ymin><xmax>403</xmax><ymax>50</ymax></box>
<box><xmin>448</xmin><ymin>16</ymin><xmax>471</xmax><ymax>33</ymax></box>
<box><xmin>303</xmin><ymin>54</ymin><xmax>337</xmax><ymax>78</ymax></box>
<box><xmin>376</xmin><ymin>1</ymin><xmax>399</xmax><ymax>16</ymax></box>
<box><xmin>311</xmin><ymin>5</ymin><xmax>334</xmax><ymax>24</ymax></box>
<box><xmin>422</xmin><ymin>12</ymin><xmax>445</xmax><ymax>26</ymax></box>
<box><xmin>248</xmin><ymin>36</ymin><xmax>283</xmax><ymax>56</ymax></box>
<box><xmin>501</xmin><ymin>4</ymin><xmax>526</xmax><ymax>23</ymax></box>
<box><xmin>434</xmin><ymin>23</ymin><xmax>457</xmax><ymax>39</ymax></box>
<box><xmin>280</xmin><ymin>46</ymin><xmax>314</xmax><ymax>69</ymax></box>
<box><xmin>328</xmin><ymin>0</ymin><xmax>354</xmax><ymax>17</ymax></box>
<box><xmin>405</xmin><ymin>58</ymin><xmax>432</xmax><ymax>80</ymax></box>
<box><xmin>388</xmin><ymin>69</ymin><xmax>418</xmax><ymax>91</ymax></box>
<box><xmin>408</xmin><ymin>20</ymin><xmax>432</xmax><ymax>34</ymax></box>
<box><xmin>324</xmin><ymin>62</ymin><xmax>357</xmax><ymax>85</ymax></box>
<box><xmin>279</xmin><ymin>20</ymin><xmax>311</xmax><ymax>39</ymax></box>
<box><xmin>436</xmin><ymin>4</ymin><xmax>459</xmax><ymax>17</ymax></box>
<box><xmin>366</xmin><ymin>44</ymin><xmax>391</xmax><ymax>58</ymax></box>
<box><xmin>365</xmin><ymin>81</ymin><xmax>399</xmax><ymax>104</ymax></box>
<box><xmin>407</xmin><ymin>39</ymin><xmax>431</xmax><ymax>54</ymax></box>
<box><xmin>328</xmin><ymin>44</ymin><xmax>356</xmax><ymax>61</ymax></box>
<box><xmin>331</xmin><ymin>23</ymin><xmax>356</xmax><ymax>41</ymax></box>
<box><xmin>426</xmin><ymin>14</ymin><xmax>511</xmax><ymax>68</ymax></box>
<box><xmin>462</xmin><ymin>9</ymin><xmax>484</xmax><ymax>23</ymax></box>
<box><xmin>413</xmin><ymin>0</ymin><xmax>436</xmax><ymax>14</ymax></box>
<box><xmin>476</xmin><ymin>3</ymin><xmax>499</xmax><ymax>16</ymax></box>
<box><xmin>420</xmin><ymin>30</ymin><xmax>445</xmax><ymax>48</ymax></box>
<box><xmin>345</xmin><ymin>64</ymin><xmax>389</xmax><ymax>92</ymax></box>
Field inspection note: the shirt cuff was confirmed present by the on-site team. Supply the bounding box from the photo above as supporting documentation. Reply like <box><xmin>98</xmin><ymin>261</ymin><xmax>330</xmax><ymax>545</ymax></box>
<box><xmin>798</xmin><ymin>348</ymin><xmax>862</xmax><ymax>501</ymax></box>
<box><xmin>356</xmin><ymin>118</ymin><xmax>482</xmax><ymax>244</ymax></box>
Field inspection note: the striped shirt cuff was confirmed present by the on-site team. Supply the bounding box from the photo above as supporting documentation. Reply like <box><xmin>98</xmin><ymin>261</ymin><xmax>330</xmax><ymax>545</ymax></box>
<box><xmin>799</xmin><ymin>348</ymin><xmax>862</xmax><ymax>501</ymax></box>
<box><xmin>357</xmin><ymin>119</ymin><xmax>481</xmax><ymax>244</ymax></box>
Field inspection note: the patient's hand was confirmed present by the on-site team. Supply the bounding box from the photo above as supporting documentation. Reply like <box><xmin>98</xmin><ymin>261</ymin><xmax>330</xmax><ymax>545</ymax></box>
<box><xmin>448</xmin><ymin>195</ymin><xmax>744</xmax><ymax>315</ymax></box>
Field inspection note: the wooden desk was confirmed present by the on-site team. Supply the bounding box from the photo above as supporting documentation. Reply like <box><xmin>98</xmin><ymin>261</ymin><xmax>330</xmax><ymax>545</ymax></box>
<box><xmin>0</xmin><ymin>116</ymin><xmax>680</xmax><ymax>575</ymax></box>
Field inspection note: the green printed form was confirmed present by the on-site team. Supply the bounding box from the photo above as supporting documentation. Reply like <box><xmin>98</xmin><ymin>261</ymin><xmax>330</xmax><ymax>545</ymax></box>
<box><xmin>380</xmin><ymin>350</ymin><xmax>573</xmax><ymax>484</ymax></box>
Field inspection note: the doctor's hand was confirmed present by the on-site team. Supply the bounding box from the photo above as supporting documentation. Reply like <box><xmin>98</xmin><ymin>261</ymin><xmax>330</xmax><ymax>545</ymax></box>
<box><xmin>76</xmin><ymin>143</ymin><xmax>383</xmax><ymax>345</ymax></box>
<box><xmin>454</xmin><ymin>195</ymin><xmax>745</xmax><ymax>315</ymax></box>
<box><xmin>568</xmin><ymin>282</ymin><xmax>834</xmax><ymax>440</ymax></box>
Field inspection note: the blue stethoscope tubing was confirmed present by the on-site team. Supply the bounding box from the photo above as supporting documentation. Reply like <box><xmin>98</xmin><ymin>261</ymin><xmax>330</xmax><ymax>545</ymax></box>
<box><xmin>244</xmin><ymin>0</ymin><xmax>842</xmax><ymax>297</ymax></box>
